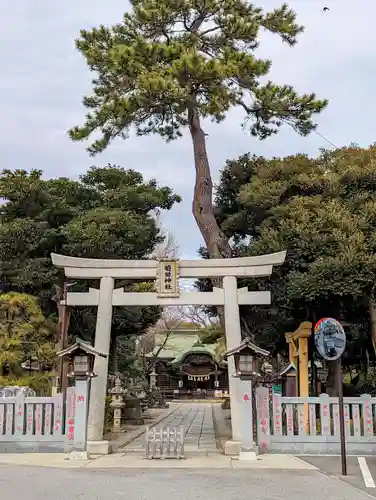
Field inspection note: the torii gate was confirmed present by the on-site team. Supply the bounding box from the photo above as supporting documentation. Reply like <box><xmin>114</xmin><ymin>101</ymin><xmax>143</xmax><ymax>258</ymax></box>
<box><xmin>51</xmin><ymin>251</ymin><xmax>286</xmax><ymax>455</ymax></box>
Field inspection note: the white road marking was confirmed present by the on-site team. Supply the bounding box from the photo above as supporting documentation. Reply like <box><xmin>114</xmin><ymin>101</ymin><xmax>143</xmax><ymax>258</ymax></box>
<box><xmin>358</xmin><ymin>456</ymin><xmax>376</xmax><ymax>488</ymax></box>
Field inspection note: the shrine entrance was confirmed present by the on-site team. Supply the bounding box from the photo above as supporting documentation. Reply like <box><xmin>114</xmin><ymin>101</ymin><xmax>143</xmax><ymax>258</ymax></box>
<box><xmin>51</xmin><ymin>251</ymin><xmax>286</xmax><ymax>455</ymax></box>
<box><xmin>180</xmin><ymin>352</ymin><xmax>221</xmax><ymax>395</ymax></box>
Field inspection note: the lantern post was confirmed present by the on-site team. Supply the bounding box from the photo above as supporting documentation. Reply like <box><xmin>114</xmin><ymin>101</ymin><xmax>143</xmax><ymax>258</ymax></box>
<box><xmin>58</xmin><ymin>338</ymin><xmax>107</xmax><ymax>460</ymax></box>
<box><xmin>224</xmin><ymin>338</ymin><xmax>269</xmax><ymax>460</ymax></box>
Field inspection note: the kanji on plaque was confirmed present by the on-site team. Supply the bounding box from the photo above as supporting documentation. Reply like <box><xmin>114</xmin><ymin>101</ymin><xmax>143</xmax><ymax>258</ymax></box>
<box><xmin>157</xmin><ymin>260</ymin><xmax>179</xmax><ymax>297</ymax></box>
<box><xmin>77</xmin><ymin>395</ymin><xmax>84</xmax><ymax>402</ymax></box>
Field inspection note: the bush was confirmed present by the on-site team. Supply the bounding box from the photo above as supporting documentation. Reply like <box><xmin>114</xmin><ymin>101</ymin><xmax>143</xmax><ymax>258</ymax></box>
<box><xmin>0</xmin><ymin>374</ymin><xmax>54</xmax><ymax>396</ymax></box>
<box><xmin>146</xmin><ymin>388</ymin><xmax>169</xmax><ymax>408</ymax></box>
<box><xmin>221</xmin><ymin>397</ymin><xmax>230</xmax><ymax>410</ymax></box>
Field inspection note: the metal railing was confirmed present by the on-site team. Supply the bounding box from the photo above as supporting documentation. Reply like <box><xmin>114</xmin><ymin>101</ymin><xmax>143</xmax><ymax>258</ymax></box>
<box><xmin>145</xmin><ymin>425</ymin><xmax>184</xmax><ymax>459</ymax></box>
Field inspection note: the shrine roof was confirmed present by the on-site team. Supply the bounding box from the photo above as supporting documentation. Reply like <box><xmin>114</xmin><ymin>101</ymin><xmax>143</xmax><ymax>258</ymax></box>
<box><xmin>146</xmin><ymin>326</ymin><xmax>224</xmax><ymax>365</ymax></box>
<box><xmin>170</xmin><ymin>344</ymin><xmax>219</xmax><ymax>365</ymax></box>
<box><xmin>148</xmin><ymin>330</ymin><xmax>201</xmax><ymax>359</ymax></box>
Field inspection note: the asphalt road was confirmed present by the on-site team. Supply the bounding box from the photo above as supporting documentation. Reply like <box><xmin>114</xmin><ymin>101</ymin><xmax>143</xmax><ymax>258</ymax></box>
<box><xmin>0</xmin><ymin>464</ymin><xmax>371</xmax><ymax>500</ymax></box>
<box><xmin>303</xmin><ymin>455</ymin><xmax>376</xmax><ymax>497</ymax></box>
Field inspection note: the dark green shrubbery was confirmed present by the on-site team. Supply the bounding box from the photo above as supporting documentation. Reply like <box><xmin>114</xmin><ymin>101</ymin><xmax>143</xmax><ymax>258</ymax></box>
<box><xmin>221</xmin><ymin>398</ymin><xmax>230</xmax><ymax>410</ymax></box>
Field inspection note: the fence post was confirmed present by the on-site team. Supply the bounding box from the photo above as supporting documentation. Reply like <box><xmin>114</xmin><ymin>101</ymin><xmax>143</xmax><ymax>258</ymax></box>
<box><xmin>362</xmin><ymin>394</ymin><xmax>373</xmax><ymax>438</ymax></box>
<box><xmin>309</xmin><ymin>403</ymin><xmax>316</xmax><ymax>436</ymax></box>
<box><xmin>53</xmin><ymin>393</ymin><xmax>63</xmax><ymax>437</ymax></box>
<box><xmin>352</xmin><ymin>403</ymin><xmax>361</xmax><ymax>438</ymax></box>
<box><xmin>5</xmin><ymin>402</ymin><xmax>13</xmax><ymax>436</ymax></box>
<box><xmin>319</xmin><ymin>394</ymin><xmax>330</xmax><ymax>437</ymax></box>
<box><xmin>44</xmin><ymin>402</ymin><xmax>53</xmax><ymax>436</ymax></box>
<box><xmin>298</xmin><ymin>403</ymin><xmax>307</xmax><ymax>436</ymax></box>
<box><xmin>0</xmin><ymin>402</ymin><xmax>4</xmax><ymax>435</ymax></box>
<box><xmin>26</xmin><ymin>401</ymin><xmax>34</xmax><ymax>436</ymax></box>
<box><xmin>332</xmin><ymin>401</ymin><xmax>340</xmax><ymax>437</ymax></box>
<box><xmin>255</xmin><ymin>387</ymin><xmax>270</xmax><ymax>453</ymax></box>
<box><xmin>34</xmin><ymin>403</ymin><xmax>43</xmax><ymax>436</ymax></box>
<box><xmin>273</xmin><ymin>393</ymin><xmax>282</xmax><ymax>436</ymax></box>
<box><xmin>14</xmin><ymin>394</ymin><xmax>25</xmax><ymax>436</ymax></box>
<box><xmin>344</xmin><ymin>402</ymin><xmax>351</xmax><ymax>436</ymax></box>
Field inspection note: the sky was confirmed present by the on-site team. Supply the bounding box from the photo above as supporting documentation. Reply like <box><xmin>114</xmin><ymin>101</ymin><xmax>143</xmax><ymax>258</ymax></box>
<box><xmin>1</xmin><ymin>0</ymin><xmax>375</xmax><ymax>260</ymax></box>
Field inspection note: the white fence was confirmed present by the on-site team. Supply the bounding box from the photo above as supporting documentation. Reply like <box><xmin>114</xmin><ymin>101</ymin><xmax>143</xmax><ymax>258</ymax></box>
<box><xmin>145</xmin><ymin>426</ymin><xmax>184</xmax><ymax>459</ymax></box>
<box><xmin>0</xmin><ymin>387</ymin><xmax>77</xmax><ymax>453</ymax></box>
<box><xmin>255</xmin><ymin>387</ymin><xmax>376</xmax><ymax>455</ymax></box>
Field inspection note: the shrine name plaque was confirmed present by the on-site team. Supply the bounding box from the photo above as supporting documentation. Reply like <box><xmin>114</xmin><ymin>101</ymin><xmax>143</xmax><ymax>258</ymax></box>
<box><xmin>156</xmin><ymin>259</ymin><xmax>180</xmax><ymax>298</ymax></box>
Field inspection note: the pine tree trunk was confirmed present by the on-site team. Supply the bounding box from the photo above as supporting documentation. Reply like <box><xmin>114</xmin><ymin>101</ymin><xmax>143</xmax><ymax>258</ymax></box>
<box><xmin>188</xmin><ymin>105</ymin><xmax>233</xmax><ymax>334</ymax></box>
<box><xmin>188</xmin><ymin>105</ymin><xmax>232</xmax><ymax>259</ymax></box>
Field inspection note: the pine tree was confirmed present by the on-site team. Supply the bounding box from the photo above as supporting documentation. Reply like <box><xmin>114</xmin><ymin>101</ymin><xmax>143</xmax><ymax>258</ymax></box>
<box><xmin>69</xmin><ymin>0</ymin><xmax>327</xmax><ymax>258</ymax></box>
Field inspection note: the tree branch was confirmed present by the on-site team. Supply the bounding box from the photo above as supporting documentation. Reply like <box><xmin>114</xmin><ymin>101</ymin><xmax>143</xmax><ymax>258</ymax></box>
<box><xmin>201</xmin><ymin>26</ymin><xmax>220</xmax><ymax>36</ymax></box>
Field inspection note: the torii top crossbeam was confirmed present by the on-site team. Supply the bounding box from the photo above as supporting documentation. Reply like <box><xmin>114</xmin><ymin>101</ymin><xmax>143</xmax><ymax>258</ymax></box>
<box><xmin>51</xmin><ymin>251</ymin><xmax>286</xmax><ymax>279</ymax></box>
<box><xmin>51</xmin><ymin>251</ymin><xmax>286</xmax><ymax>306</ymax></box>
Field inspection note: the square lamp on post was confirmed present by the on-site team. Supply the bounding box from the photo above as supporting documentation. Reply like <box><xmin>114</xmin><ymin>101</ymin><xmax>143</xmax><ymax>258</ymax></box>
<box><xmin>224</xmin><ymin>338</ymin><xmax>269</xmax><ymax>381</ymax></box>
<box><xmin>71</xmin><ymin>353</ymin><xmax>91</xmax><ymax>378</ymax></box>
<box><xmin>57</xmin><ymin>338</ymin><xmax>107</xmax><ymax>460</ymax></box>
<box><xmin>58</xmin><ymin>338</ymin><xmax>106</xmax><ymax>380</ymax></box>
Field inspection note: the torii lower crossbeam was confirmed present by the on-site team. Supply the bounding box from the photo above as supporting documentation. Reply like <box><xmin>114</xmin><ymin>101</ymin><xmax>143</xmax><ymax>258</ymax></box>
<box><xmin>64</xmin><ymin>288</ymin><xmax>271</xmax><ymax>307</ymax></box>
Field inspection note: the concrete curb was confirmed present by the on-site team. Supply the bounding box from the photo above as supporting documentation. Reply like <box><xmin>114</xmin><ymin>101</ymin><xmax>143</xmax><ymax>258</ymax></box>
<box><xmin>116</xmin><ymin>403</ymin><xmax>183</xmax><ymax>451</ymax></box>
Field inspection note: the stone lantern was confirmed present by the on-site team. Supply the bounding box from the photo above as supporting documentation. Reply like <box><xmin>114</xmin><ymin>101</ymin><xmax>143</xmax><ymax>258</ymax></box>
<box><xmin>109</xmin><ymin>377</ymin><xmax>126</xmax><ymax>432</ymax></box>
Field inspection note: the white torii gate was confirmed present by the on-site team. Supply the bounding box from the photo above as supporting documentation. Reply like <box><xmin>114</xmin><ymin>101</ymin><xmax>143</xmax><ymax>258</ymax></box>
<box><xmin>51</xmin><ymin>251</ymin><xmax>286</xmax><ymax>455</ymax></box>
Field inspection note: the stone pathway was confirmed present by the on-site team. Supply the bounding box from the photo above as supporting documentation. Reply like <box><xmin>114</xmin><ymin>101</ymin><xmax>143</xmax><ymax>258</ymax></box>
<box><xmin>123</xmin><ymin>403</ymin><xmax>218</xmax><ymax>455</ymax></box>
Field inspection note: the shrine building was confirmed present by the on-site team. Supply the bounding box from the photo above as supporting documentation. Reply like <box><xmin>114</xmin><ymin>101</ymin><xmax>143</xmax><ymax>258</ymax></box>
<box><xmin>145</xmin><ymin>325</ymin><xmax>229</xmax><ymax>398</ymax></box>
